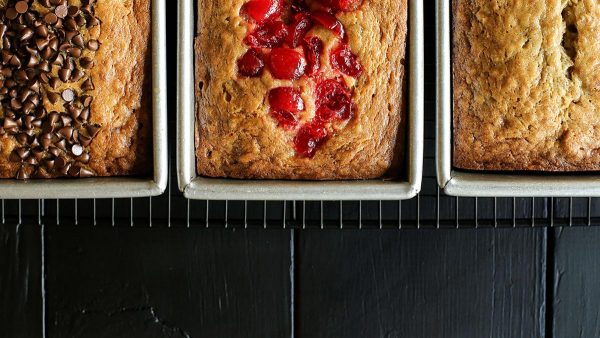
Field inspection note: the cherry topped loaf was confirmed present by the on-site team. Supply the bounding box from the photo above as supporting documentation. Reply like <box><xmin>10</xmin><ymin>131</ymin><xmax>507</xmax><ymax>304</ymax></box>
<box><xmin>195</xmin><ymin>0</ymin><xmax>407</xmax><ymax>180</ymax></box>
<box><xmin>0</xmin><ymin>0</ymin><xmax>151</xmax><ymax>179</ymax></box>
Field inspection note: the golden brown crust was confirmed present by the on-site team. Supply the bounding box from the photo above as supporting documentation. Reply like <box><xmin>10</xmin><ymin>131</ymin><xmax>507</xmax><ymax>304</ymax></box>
<box><xmin>453</xmin><ymin>0</ymin><xmax>600</xmax><ymax>171</ymax></box>
<box><xmin>0</xmin><ymin>0</ymin><xmax>152</xmax><ymax>178</ymax></box>
<box><xmin>87</xmin><ymin>0</ymin><xmax>152</xmax><ymax>176</ymax></box>
<box><xmin>195</xmin><ymin>0</ymin><xmax>407</xmax><ymax>180</ymax></box>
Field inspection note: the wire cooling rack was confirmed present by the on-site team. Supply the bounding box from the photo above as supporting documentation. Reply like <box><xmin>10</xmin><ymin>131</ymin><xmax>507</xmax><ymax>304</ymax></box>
<box><xmin>1</xmin><ymin>1</ymin><xmax>597</xmax><ymax>228</ymax></box>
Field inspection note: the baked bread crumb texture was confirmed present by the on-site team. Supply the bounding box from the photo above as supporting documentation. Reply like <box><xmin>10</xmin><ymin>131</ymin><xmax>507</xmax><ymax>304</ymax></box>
<box><xmin>0</xmin><ymin>0</ymin><xmax>151</xmax><ymax>179</ymax></box>
<box><xmin>195</xmin><ymin>0</ymin><xmax>407</xmax><ymax>180</ymax></box>
<box><xmin>453</xmin><ymin>0</ymin><xmax>600</xmax><ymax>171</ymax></box>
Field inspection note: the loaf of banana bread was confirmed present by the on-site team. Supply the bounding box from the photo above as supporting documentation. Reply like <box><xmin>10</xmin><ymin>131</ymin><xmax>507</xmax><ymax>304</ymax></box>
<box><xmin>195</xmin><ymin>0</ymin><xmax>407</xmax><ymax>179</ymax></box>
<box><xmin>453</xmin><ymin>0</ymin><xmax>600</xmax><ymax>171</ymax></box>
<box><xmin>0</xmin><ymin>0</ymin><xmax>152</xmax><ymax>179</ymax></box>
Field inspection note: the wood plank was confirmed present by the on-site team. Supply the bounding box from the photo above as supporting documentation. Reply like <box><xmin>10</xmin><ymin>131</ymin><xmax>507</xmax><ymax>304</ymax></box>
<box><xmin>297</xmin><ymin>229</ymin><xmax>546</xmax><ymax>338</ymax></box>
<box><xmin>45</xmin><ymin>228</ymin><xmax>292</xmax><ymax>338</ymax></box>
<box><xmin>552</xmin><ymin>227</ymin><xmax>600</xmax><ymax>338</ymax></box>
<box><xmin>0</xmin><ymin>223</ymin><xmax>42</xmax><ymax>337</ymax></box>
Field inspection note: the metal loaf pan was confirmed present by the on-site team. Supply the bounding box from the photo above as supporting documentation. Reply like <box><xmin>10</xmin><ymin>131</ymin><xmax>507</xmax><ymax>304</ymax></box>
<box><xmin>437</xmin><ymin>0</ymin><xmax>600</xmax><ymax>197</ymax></box>
<box><xmin>0</xmin><ymin>0</ymin><xmax>167</xmax><ymax>199</ymax></box>
<box><xmin>178</xmin><ymin>0</ymin><xmax>423</xmax><ymax>201</ymax></box>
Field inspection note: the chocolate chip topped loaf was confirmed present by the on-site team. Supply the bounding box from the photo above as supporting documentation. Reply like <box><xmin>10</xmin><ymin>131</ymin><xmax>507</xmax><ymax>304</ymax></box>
<box><xmin>453</xmin><ymin>0</ymin><xmax>600</xmax><ymax>171</ymax></box>
<box><xmin>195</xmin><ymin>0</ymin><xmax>407</xmax><ymax>180</ymax></box>
<box><xmin>0</xmin><ymin>0</ymin><xmax>151</xmax><ymax>179</ymax></box>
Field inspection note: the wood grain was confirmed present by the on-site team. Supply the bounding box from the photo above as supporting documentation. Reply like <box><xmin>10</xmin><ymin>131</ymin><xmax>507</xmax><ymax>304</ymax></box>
<box><xmin>552</xmin><ymin>227</ymin><xmax>600</xmax><ymax>338</ymax></box>
<box><xmin>44</xmin><ymin>228</ymin><xmax>292</xmax><ymax>338</ymax></box>
<box><xmin>296</xmin><ymin>229</ymin><xmax>547</xmax><ymax>338</ymax></box>
<box><xmin>0</xmin><ymin>223</ymin><xmax>42</xmax><ymax>338</ymax></box>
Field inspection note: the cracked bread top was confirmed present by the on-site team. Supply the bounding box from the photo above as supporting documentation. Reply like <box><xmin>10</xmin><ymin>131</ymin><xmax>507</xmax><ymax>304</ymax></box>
<box><xmin>453</xmin><ymin>0</ymin><xmax>600</xmax><ymax>171</ymax></box>
<box><xmin>195</xmin><ymin>0</ymin><xmax>407</xmax><ymax>180</ymax></box>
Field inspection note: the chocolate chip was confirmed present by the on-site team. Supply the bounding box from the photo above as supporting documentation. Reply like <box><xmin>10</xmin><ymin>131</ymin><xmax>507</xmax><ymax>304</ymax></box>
<box><xmin>87</xmin><ymin>16</ymin><xmax>100</xmax><ymax>27</ymax></box>
<box><xmin>67</xmin><ymin>164</ymin><xmax>80</xmax><ymax>177</ymax></box>
<box><xmin>72</xmin><ymin>34</ymin><xmax>84</xmax><ymax>47</ymax></box>
<box><xmin>48</xmin><ymin>146</ymin><xmax>60</xmax><ymax>158</ymax></box>
<box><xmin>55</xmin><ymin>5</ymin><xmax>68</xmax><ymax>19</ymax></box>
<box><xmin>16</xmin><ymin>147</ymin><xmax>30</xmax><ymax>159</ymax></box>
<box><xmin>6</xmin><ymin>8</ymin><xmax>19</xmax><ymax>20</ymax></box>
<box><xmin>35</xmin><ymin>38</ymin><xmax>49</xmax><ymax>50</ymax></box>
<box><xmin>80</xmin><ymin>95</ymin><xmax>92</xmax><ymax>107</ymax></box>
<box><xmin>78</xmin><ymin>154</ymin><xmax>91</xmax><ymax>164</ymax></box>
<box><xmin>55</xmin><ymin>156</ymin><xmax>67</xmax><ymax>168</ymax></box>
<box><xmin>32</xmin><ymin>149</ymin><xmax>44</xmax><ymax>160</ymax></box>
<box><xmin>58</xmin><ymin>68</ymin><xmax>70</xmax><ymax>82</ymax></box>
<box><xmin>44</xmin><ymin>159</ymin><xmax>55</xmax><ymax>171</ymax></box>
<box><xmin>60</xmin><ymin>162</ymin><xmax>72</xmax><ymax>175</ymax></box>
<box><xmin>35</xmin><ymin>25</ymin><xmax>48</xmax><ymax>38</ymax></box>
<box><xmin>68</xmin><ymin>105</ymin><xmax>81</xmax><ymax>119</ymax></box>
<box><xmin>71</xmin><ymin>144</ymin><xmax>83</xmax><ymax>156</ymax></box>
<box><xmin>61</xmin><ymin>88</ymin><xmax>75</xmax><ymax>102</ymax></box>
<box><xmin>41</xmin><ymin>136</ymin><xmax>51</xmax><ymax>149</ymax></box>
<box><xmin>49</xmin><ymin>77</ymin><xmax>59</xmax><ymax>89</ymax></box>
<box><xmin>16</xmin><ymin>133</ymin><xmax>28</xmax><ymax>144</ymax></box>
<box><xmin>67</xmin><ymin>6</ymin><xmax>79</xmax><ymax>17</ymax></box>
<box><xmin>60</xmin><ymin>115</ymin><xmax>72</xmax><ymax>126</ymax></box>
<box><xmin>26</xmin><ymin>156</ymin><xmax>38</xmax><ymax>165</ymax></box>
<box><xmin>71</xmin><ymin>69</ymin><xmax>84</xmax><ymax>81</ymax></box>
<box><xmin>58</xmin><ymin>126</ymin><xmax>73</xmax><ymax>140</ymax></box>
<box><xmin>44</xmin><ymin>13</ymin><xmax>58</xmax><ymax>25</ymax></box>
<box><xmin>20</xmin><ymin>28</ymin><xmax>33</xmax><ymax>41</ymax></box>
<box><xmin>16</xmin><ymin>166</ymin><xmax>28</xmax><ymax>179</ymax></box>
<box><xmin>3</xmin><ymin>118</ymin><xmax>17</xmax><ymax>129</ymax></box>
<box><xmin>81</xmin><ymin>78</ymin><xmax>94</xmax><ymax>91</ymax></box>
<box><xmin>86</xmin><ymin>39</ymin><xmax>99</xmax><ymax>51</ymax></box>
<box><xmin>67</xmin><ymin>47</ymin><xmax>81</xmax><ymax>57</ymax></box>
<box><xmin>15</xmin><ymin>1</ymin><xmax>28</xmax><ymax>14</ymax></box>
<box><xmin>47</xmin><ymin>91</ymin><xmax>60</xmax><ymax>104</ymax></box>
<box><xmin>79</xmin><ymin>167</ymin><xmax>93</xmax><ymax>177</ymax></box>
<box><xmin>53</xmin><ymin>53</ymin><xmax>64</xmax><ymax>66</ymax></box>
<box><xmin>86</xmin><ymin>124</ymin><xmax>101</xmax><ymax>138</ymax></box>
<box><xmin>80</xmin><ymin>57</ymin><xmax>93</xmax><ymax>69</ymax></box>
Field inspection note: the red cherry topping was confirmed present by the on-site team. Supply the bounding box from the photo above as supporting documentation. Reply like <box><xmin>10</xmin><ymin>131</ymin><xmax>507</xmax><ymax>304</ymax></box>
<box><xmin>241</xmin><ymin>0</ymin><xmax>283</xmax><ymax>24</ymax></box>
<box><xmin>268</xmin><ymin>48</ymin><xmax>307</xmax><ymax>80</ymax></box>
<box><xmin>287</xmin><ymin>13</ymin><xmax>312</xmax><ymax>48</ymax></box>
<box><xmin>321</xmin><ymin>0</ymin><xmax>363</xmax><ymax>12</ymax></box>
<box><xmin>330</xmin><ymin>43</ymin><xmax>362</xmax><ymax>77</ymax></box>
<box><xmin>244</xmin><ymin>20</ymin><xmax>288</xmax><ymax>48</ymax></box>
<box><xmin>311</xmin><ymin>11</ymin><xmax>345</xmax><ymax>40</ymax></box>
<box><xmin>303</xmin><ymin>36</ymin><xmax>324</xmax><ymax>77</ymax></box>
<box><xmin>294</xmin><ymin>121</ymin><xmax>329</xmax><ymax>158</ymax></box>
<box><xmin>315</xmin><ymin>78</ymin><xmax>353</xmax><ymax>121</ymax></box>
<box><xmin>237</xmin><ymin>49</ymin><xmax>265</xmax><ymax>77</ymax></box>
<box><xmin>269</xmin><ymin>87</ymin><xmax>305</xmax><ymax>113</ymax></box>
<box><xmin>270</xmin><ymin>110</ymin><xmax>299</xmax><ymax>130</ymax></box>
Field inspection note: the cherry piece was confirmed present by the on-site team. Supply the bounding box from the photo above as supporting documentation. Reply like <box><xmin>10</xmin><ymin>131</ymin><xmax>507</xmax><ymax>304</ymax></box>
<box><xmin>268</xmin><ymin>48</ymin><xmax>307</xmax><ymax>80</ymax></box>
<box><xmin>330</xmin><ymin>43</ymin><xmax>363</xmax><ymax>77</ymax></box>
<box><xmin>303</xmin><ymin>36</ymin><xmax>324</xmax><ymax>76</ymax></box>
<box><xmin>270</xmin><ymin>110</ymin><xmax>299</xmax><ymax>130</ymax></box>
<box><xmin>237</xmin><ymin>49</ymin><xmax>265</xmax><ymax>77</ymax></box>
<box><xmin>320</xmin><ymin>0</ymin><xmax>363</xmax><ymax>12</ymax></box>
<box><xmin>311</xmin><ymin>11</ymin><xmax>345</xmax><ymax>40</ymax></box>
<box><xmin>244</xmin><ymin>20</ymin><xmax>288</xmax><ymax>48</ymax></box>
<box><xmin>241</xmin><ymin>0</ymin><xmax>283</xmax><ymax>24</ymax></box>
<box><xmin>315</xmin><ymin>78</ymin><xmax>353</xmax><ymax>121</ymax></box>
<box><xmin>287</xmin><ymin>12</ymin><xmax>312</xmax><ymax>48</ymax></box>
<box><xmin>269</xmin><ymin>87</ymin><xmax>305</xmax><ymax>113</ymax></box>
<box><xmin>294</xmin><ymin>121</ymin><xmax>329</xmax><ymax>158</ymax></box>
<box><xmin>290</xmin><ymin>0</ymin><xmax>310</xmax><ymax>13</ymax></box>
